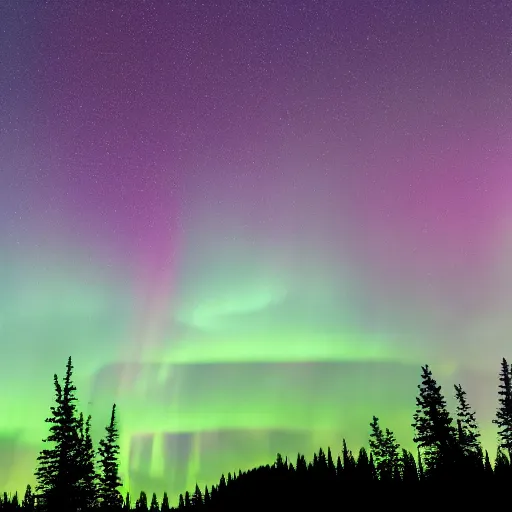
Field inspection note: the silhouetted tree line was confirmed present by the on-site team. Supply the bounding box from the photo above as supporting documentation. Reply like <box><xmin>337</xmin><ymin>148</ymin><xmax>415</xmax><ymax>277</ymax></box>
<box><xmin>1</xmin><ymin>357</ymin><xmax>512</xmax><ymax>510</ymax></box>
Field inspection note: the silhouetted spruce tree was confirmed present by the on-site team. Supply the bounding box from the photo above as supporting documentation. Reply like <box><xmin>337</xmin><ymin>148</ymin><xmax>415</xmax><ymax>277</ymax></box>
<box><xmin>324</xmin><ymin>446</ymin><xmax>336</xmax><ymax>491</ymax></box>
<box><xmin>149</xmin><ymin>492</ymin><xmax>159</xmax><ymax>512</ymax></box>
<box><xmin>192</xmin><ymin>484</ymin><xmax>203</xmax><ymax>507</ymax></box>
<box><xmin>123</xmin><ymin>492</ymin><xmax>131</xmax><ymax>511</ymax></box>
<box><xmin>177</xmin><ymin>494</ymin><xmax>185</xmax><ymax>509</ymax></box>
<box><xmin>412</xmin><ymin>365</ymin><xmax>457</xmax><ymax>478</ymax></box>
<box><xmin>12</xmin><ymin>492</ymin><xmax>19</xmax><ymax>510</ymax></box>
<box><xmin>384</xmin><ymin>427</ymin><xmax>401</xmax><ymax>482</ymax></box>
<box><xmin>401</xmin><ymin>449</ymin><xmax>419</xmax><ymax>484</ymax></box>
<box><xmin>369</xmin><ymin>416</ymin><xmax>387</xmax><ymax>477</ymax></box>
<box><xmin>454</xmin><ymin>384</ymin><xmax>481</xmax><ymax>457</ymax></box>
<box><xmin>356</xmin><ymin>447</ymin><xmax>374</xmax><ymax>482</ymax></box>
<box><xmin>327</xmin><ymin>447</ymin><xmax>335</xmax><ymax>475</ymax></box>
<box><xmin>341</xmin><ymin>439</ymin><xmax>356</xmax><ymax>481</ymax></box>
<box><xmin>161</xmin><ymin>492</ymin><xmax>170</xmax><ymax>512</ymax></box>
<box><xmin>218</xmin><ymin>474</ymin><xmax>227</xmax><ymax>495</ymax></box>
<box><xmin>369</xmin><ymin>416</ymin><xmax>400</xmax><ymax>482</ymax></box>
<box><xmin>494</xmin><ymin>447</ymin><xmax>510</xmax><ymax>483</ymax></box>
<box><xmin>135</xmin><ymin>491</ymin><xmax>148</xmax><ymax>512</ymax></box>
<box><xmin>275</xmin><ymin>452</ymin><xmax>287</xmax><ymax>471</ymax></box>
<box><xmin>335</xmin><ymin>455</ymin><xmax>343</xmax><ymax>479</ymax></box>
<box><xmin>35</xmin><ymin>357</ymin><xmax>82</xmax><ymax>512</ymax></box>
<box><xmin>98</xmin><ymin>404</ymin><xmax>123</xmax><ymax>510</ymax></box>
<box><xmin>184</xmin><ymin>491</ymin><xmax>191</xmax><ymax>507</ymax></box>
<box><xmin>296</xmin><ymin>453</ymin><xmax>307</xmax><ymax>474</ymax></box>
<box><xmin>316</xmin><ymin>448</ymin><xmax>327</xmax><ymax>475</ymax></box>
<box><xmin>493</xmin><ymin>358</ymin><xmax>512</xmax><ymax>460</ymax></box>
<box><xmin>204</xmin><ymin>486</ymin><xmax>210</xmax><ymax>506</ymax></box>
<box><xmin>21</xmin><ymin>485</ymin><xmax>35</xmax><ymax>512</ymax></box>
<box><xmin>76</xmin><ymin>412</ymin><xmax>98</xmax><ymax>509</ymax></box>
<box><xmin>483</xmin><ymin>450</ymin><xmax>494</xmax><ymax>482</ymax></box>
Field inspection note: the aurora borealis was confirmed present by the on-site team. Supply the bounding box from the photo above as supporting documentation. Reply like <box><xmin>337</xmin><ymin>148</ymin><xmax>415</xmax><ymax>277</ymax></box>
<box><xmin>1</xmin><ymin>0</ymin><xmax>512</xmax><ymax>501</ymax></box>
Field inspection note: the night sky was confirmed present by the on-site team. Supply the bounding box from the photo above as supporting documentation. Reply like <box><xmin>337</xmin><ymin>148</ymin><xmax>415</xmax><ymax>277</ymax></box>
<box><xmin>1</xmin><ymin>0</ymin><xmax>512</xmax><ymax>502</ymax></box>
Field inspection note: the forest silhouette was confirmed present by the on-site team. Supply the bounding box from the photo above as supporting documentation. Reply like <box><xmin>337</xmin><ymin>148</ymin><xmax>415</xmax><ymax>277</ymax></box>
<box><xmin>1</xmin><ymin>356</ymin><xmax>511</xmax><ymax>510</ymax></box>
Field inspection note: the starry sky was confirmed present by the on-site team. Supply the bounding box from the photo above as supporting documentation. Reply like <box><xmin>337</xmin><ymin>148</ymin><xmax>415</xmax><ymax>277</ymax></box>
<box><xmin>1</xmin><ymin>0</ymin><xmax>512</xmax><ymax>502</ymax></box>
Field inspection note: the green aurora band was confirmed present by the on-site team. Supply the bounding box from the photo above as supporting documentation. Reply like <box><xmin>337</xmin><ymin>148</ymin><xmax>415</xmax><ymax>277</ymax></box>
<box><xmin>0</xmin><ymin>233</ymin><xmax>506</xmax><ymax>503</ymax></box>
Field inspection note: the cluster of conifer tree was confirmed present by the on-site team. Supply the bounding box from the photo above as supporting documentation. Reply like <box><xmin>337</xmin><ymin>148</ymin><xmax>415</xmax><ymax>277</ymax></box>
<box><xmin>1</xmin><ymin>357</ymin><xmax>512</xmax><ymax>510</ymax></box>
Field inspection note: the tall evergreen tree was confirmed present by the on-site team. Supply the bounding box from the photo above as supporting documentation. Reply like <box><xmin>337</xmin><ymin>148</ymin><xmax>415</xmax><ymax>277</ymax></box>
<box><xmin>483</xmin><ymin>450</ymin><xmax>493</xmax><ymax>481</ymax></box>
<box><xmin>369</xmin><ymin>416</ymin><xmax>400</xmax><ymax>481</ymax></box>
<box><xmin>135</xmin><ymin>491</ymin><xmax>148</xmax><ymax>512</ymax></box>
<box><xmin>160</xmin><ymin>492</ymin><xmax>170</xmax><ymax>512</ymax></box>
<box><xmin>21</xmin><ymin>485</ymin><xmax>35</xmax><ymax>512</ymax></box>
<box><xmin>296</xmin><ymin>453</ymin><xmax>307</xmax><ymax>474</ymax></box>
<box><xmin>192</xmin><ymin>484</ymin><xmax>203</xmax><ymax>507</ymax></box>
<box><xmin>412</xmin><ymin>365</ymin><xmax>457</xmax><ymax>477</ymax></box>
<box><xmin>494</xmin><ymin>447</ymin><xmax>510</xmax><ymax>482</ymax></box>
<box><xmin>12</xmin><ymin>492</ymin><xmax>19</xmax><ymax>510</ymax></box>
<box><xmin>149</xmin><ymin>493</ymin><xmax>159</xmax><ymax>512</ymax></box>
<box><xmin>98</xmin><ymin>404</ymin><xmax>123</xmax><ymax>510</ymax></box>
<box><xmin>275</xmin><ymin>452</ymin><xmax>286</xmax><ymax>471</ymax></box>
<box><xmin>77</xmin><ymin>413</ymin><xmax>98</xmax><ymax>509</ymax></box>
<box><xmin>454</xmin><ymin>384</ymin><xmax>481</xmax><ymax>456</ymax></box>
<box><xmin>341</xmin><ymin>439</ymin><xmax>356</xmax><ymax>481</ymax></box>
<box><xmin>335</xmin><ymin>455</ymin><xmax>343</xmax><ymax>479</ymax></box>
<box><xmin>218</xmin><ymin>474</ymin><xmax>227</xmax><ymax>494</ymax></box>
<box><xmin>355</xmin><ymin>447</ymin><xmax>374</xmax><ymax>482</ymax></box>
<box><xmin>401</xmin><ymin>449</ymin><xmax>419</xmax><ymax>484</ymax></box>
<box><xmin>204</xmin><ymin>487</ymin><xmax>211</xmax><ymax>506</ymax></box>
<box><xmin>123</xmin><ymin>492</ymin><xmax>131</xmax><ymax>511</ymax></box>
<box><xmin>326</xmin><ymin>447</ymin><xmax>335</xmax><ymax>476</ymax></box>
<box><xmin>35</xmin><ymin>357</ymin><xmax>82</xmax><ymax>512</ymax></box>
<box><xmin>492</xmin><ymin>358</ymin><xmax>512</xmax><ymax>460</ymax></box>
